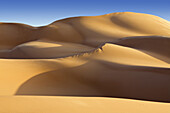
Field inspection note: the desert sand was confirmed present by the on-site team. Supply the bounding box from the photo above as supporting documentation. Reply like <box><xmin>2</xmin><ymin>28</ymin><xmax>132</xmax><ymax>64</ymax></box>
<box><xmin>0</xmin><ymin>12</ymin><xmax>170</xmax><ymax>113</ymax></box>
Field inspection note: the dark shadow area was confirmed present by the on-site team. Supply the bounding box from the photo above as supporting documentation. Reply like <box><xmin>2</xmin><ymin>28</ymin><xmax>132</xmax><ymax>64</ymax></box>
<box><xmin>15</xmin><ymin>60</ymin><xmax>170</xmax><ymax>103</ymax></box>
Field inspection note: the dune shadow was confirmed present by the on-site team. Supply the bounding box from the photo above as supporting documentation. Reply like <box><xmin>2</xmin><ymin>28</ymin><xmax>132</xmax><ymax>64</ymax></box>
<box><xmin>15</xmin><ymin>60</ymin><xmax>170</xmax><ymax>102</ymax></box>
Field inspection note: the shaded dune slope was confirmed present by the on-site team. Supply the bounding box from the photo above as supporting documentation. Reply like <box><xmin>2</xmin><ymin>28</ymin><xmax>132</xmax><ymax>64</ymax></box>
<box><xmin>0</xmin><ymin>12</ymin><xmax>170</xmax><ymax>112</ymax></box>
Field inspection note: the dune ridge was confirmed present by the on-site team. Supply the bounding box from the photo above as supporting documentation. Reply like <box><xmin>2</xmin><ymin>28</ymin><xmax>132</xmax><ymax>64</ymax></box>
<box><xmin>0</xmin><ymin>12</ymin><xmax>170</xmax><ymax>112</ymax></box>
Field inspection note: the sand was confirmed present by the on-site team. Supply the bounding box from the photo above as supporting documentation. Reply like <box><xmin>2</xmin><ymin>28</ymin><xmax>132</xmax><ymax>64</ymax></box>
<box><xmin>0</xmin><ymin>12</ymin><xmax>170</xmax><ymax>112</ymax></box>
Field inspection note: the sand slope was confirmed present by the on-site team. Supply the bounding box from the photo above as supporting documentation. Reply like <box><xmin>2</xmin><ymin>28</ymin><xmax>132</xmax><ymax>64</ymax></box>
<box><xmin>0</xmin><ymin>12</ymin><xmax>170</xmax><ymax>112</ymax></box>
<box><xmin>0</xmin><ymin>96</ymin><xmax>170</xmax><ymax>113</ymax></box>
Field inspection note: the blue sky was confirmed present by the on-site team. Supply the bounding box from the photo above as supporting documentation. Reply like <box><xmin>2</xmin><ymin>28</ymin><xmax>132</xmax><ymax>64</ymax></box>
<box><xmin>0</xmin><ymin>0</ymin><xmax>169</xmax><ymax>26</ymax></box>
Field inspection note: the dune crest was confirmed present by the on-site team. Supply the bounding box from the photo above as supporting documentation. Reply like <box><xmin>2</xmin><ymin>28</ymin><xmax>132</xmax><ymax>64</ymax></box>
<box><xmin>0</xmin><ymin>12</ymin><xmax>170</xmax><ymax>112</ymax></box>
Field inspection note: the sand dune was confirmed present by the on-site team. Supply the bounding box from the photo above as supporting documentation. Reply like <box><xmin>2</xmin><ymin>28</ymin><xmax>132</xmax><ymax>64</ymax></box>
<box><xmin>0</xmin><ymin>12</ymin><xmax>170</xmax><ymax>112</ymax></box>
<box><xmin>0</xmin><ymin>96</ymin><xmax>170</xmax><ymax>113</ymax></box>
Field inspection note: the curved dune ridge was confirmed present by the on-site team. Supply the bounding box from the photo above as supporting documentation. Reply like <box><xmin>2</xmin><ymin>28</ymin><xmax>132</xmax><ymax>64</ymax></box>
<box><xmin>0</xmin><ymin>12</ymin><xmax>170</xmax><ymax>112</ymax></box>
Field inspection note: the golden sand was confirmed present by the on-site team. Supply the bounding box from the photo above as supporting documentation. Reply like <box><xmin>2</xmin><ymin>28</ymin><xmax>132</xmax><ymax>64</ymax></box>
<box><xmin>0</xmin><ymin>12</ymin><xmax>170</xmax><ymax>113</ymax></box>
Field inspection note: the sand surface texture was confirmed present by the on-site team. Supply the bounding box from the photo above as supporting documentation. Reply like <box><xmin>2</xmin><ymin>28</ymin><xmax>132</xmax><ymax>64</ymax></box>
<box><xmin>0</xmin><ymin>12</ymin><xmax>170</xmax><ymax>113</ymax></box>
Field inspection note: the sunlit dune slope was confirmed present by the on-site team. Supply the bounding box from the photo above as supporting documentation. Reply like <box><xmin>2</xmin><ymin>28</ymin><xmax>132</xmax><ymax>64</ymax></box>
<box><xmin>0</xmin><ymin>12</ymin><xmax>170</xmax><ymax>112</ymax></box>
<box><xmin>0</xmin><ymin>96</ymin><xmax>170</xmax><ymax>113</ymax></box>
<box><xmin>0</xmin><ymin>12</ymin><xmax>169</xmax><ymax>49</ymax></box>
<box><xmin>50</xmin><ymin>12</ymin><xmax>170</xmax><ymax>46</ymax></box>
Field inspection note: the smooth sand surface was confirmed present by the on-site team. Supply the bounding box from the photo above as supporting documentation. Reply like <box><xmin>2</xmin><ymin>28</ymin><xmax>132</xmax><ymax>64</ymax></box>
<box><xmin>0</xmin><ymin>12</ymin><xmax>170</xmax><ymax>112</ymax></box>
<box><xmin>0</xmin><ymin>96</ymin><xmax>170</xmax><ymax>113</ymax></box>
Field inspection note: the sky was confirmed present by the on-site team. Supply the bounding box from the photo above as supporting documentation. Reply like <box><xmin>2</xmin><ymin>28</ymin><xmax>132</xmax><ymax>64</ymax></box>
<box><xmin>0</xmin><ymin>0</ymin><xmax>169</xmax><ymax>26</ymax></box>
